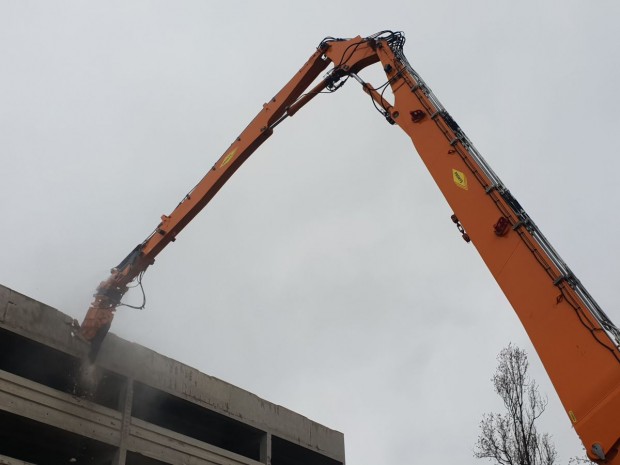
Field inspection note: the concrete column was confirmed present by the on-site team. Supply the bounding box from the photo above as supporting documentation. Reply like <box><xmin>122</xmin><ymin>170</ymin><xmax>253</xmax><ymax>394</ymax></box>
<box><xmin>260</xmin><ymin>433</ymin><xmax>272</xmax><ymax>465</ymax></box>
<box><xmin>113</xmin><ymin>378</ymin><xmax>134</xmax><ymax>465</ymax></box>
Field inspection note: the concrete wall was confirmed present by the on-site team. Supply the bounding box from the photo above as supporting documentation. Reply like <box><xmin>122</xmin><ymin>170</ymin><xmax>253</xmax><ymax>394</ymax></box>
<box><xmin>0</xmin><ymin>284</ymin><xmax>345</xmax><ymax>465</ymax></box>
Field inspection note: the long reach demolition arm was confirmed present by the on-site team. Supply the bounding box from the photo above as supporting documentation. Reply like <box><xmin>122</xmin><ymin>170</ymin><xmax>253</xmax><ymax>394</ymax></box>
<box><xmin>80</xmin><ymin>32</ymin><xmax>620</xmax><ymax>462</ymax></box>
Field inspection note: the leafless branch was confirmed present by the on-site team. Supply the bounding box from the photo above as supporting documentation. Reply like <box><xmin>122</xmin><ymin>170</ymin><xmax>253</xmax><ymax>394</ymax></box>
<box><xmin>474</xmin><ymin>345</ymin><xmax>557</xmax><ymax>465</ymax></box>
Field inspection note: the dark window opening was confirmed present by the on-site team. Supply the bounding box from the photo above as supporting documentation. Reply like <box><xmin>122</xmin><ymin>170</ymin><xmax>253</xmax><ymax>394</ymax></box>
<box><xmin>0</xmin><ymin>327</ymin><xmax>125</xmax><ymax>410</ymax></box>
<box><xmin>0</xmin><ymin>409</ymin><xmax>117</xmax><ymax>464</ymax></box>
<box><xmin>126</xmin><ymin>451</ymin><xmax>172</xmax><ymax>465</ymax></box>
<box><xmin>132</xmin><ymin>382</ymin><xmax>264</xmax><ymax>461</ymax></box>
<box><xmin>272</xmin><ymin>436</ymin><xmax>343</xmax><ymax>465</ymax></box>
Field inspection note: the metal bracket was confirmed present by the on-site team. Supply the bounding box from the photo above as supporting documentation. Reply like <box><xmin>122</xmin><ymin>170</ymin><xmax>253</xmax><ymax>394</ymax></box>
<box><xmin>592</xmin><ymin>443</ymin><xmax>606</xmax><ymax>461</ymax></box>
<box><xmin>451</xmin><ymin>214</ymin><xmax>471</xmax><ymax>243</ymax></box>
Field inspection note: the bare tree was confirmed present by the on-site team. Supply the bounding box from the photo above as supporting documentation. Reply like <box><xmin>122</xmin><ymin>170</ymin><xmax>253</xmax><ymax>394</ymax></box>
<box><xmin>474</xmin><ymin>344</ymin><xmax>558</xmax><ymax>465</ymax></box>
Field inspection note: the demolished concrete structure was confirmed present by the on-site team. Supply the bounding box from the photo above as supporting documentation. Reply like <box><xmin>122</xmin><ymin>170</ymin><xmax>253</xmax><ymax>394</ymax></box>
<box><xmin>0</xmin><ymin>284</ymin><xmax>345</xmax><ymax>465</ymax></box>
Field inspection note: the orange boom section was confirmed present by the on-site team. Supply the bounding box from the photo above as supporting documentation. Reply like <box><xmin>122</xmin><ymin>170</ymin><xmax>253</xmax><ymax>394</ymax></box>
<box><xmin>81</xmin><ymin>32</ymin><xmax>620</xmax><ymax>462</ymax></box>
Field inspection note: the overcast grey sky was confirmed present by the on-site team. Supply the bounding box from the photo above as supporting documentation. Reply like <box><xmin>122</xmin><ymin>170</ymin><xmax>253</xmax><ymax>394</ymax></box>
<box><xmin>2</xmin><ymin>1</ymin><xmax>619</xmax><ymax>464</ymax></box>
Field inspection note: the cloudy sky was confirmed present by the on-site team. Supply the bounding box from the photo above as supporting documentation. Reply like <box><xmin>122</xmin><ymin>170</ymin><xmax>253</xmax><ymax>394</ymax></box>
<box><xmin>2</xmin><ymin>1</ymin><xmax>619</xmax><ymax>464</ymax></box>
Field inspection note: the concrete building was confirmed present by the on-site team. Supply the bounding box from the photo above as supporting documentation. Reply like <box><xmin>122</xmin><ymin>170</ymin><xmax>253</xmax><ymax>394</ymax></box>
<box><xmin>0</xmin><ymin>284</ymin><xmax>345</xmax><ymax>465</ymax></box>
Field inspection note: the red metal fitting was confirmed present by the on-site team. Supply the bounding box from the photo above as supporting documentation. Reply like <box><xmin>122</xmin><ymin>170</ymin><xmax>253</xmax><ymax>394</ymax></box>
<box><xmin>494</xmin><ymin>217</ymin><xmax>510</xmax><ymax>236</ymax></box>
<box><xmin>410</xmin><ymin>110</ymin><xmax>426</xmax><ymax>123</ymax></box>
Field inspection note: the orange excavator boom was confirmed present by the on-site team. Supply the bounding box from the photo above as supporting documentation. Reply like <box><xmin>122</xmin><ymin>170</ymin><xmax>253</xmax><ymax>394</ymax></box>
<box><xmin>80</xmin><ymin>31</ymin><xmax>620</xmax><ymax>462</ymax></box>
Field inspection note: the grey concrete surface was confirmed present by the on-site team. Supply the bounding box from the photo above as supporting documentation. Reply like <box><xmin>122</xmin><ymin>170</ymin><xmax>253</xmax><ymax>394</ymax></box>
<box><xmin>0</xmin><ymin>283</ymin><xmax>345</xmax><ymax>465</ymax></box>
